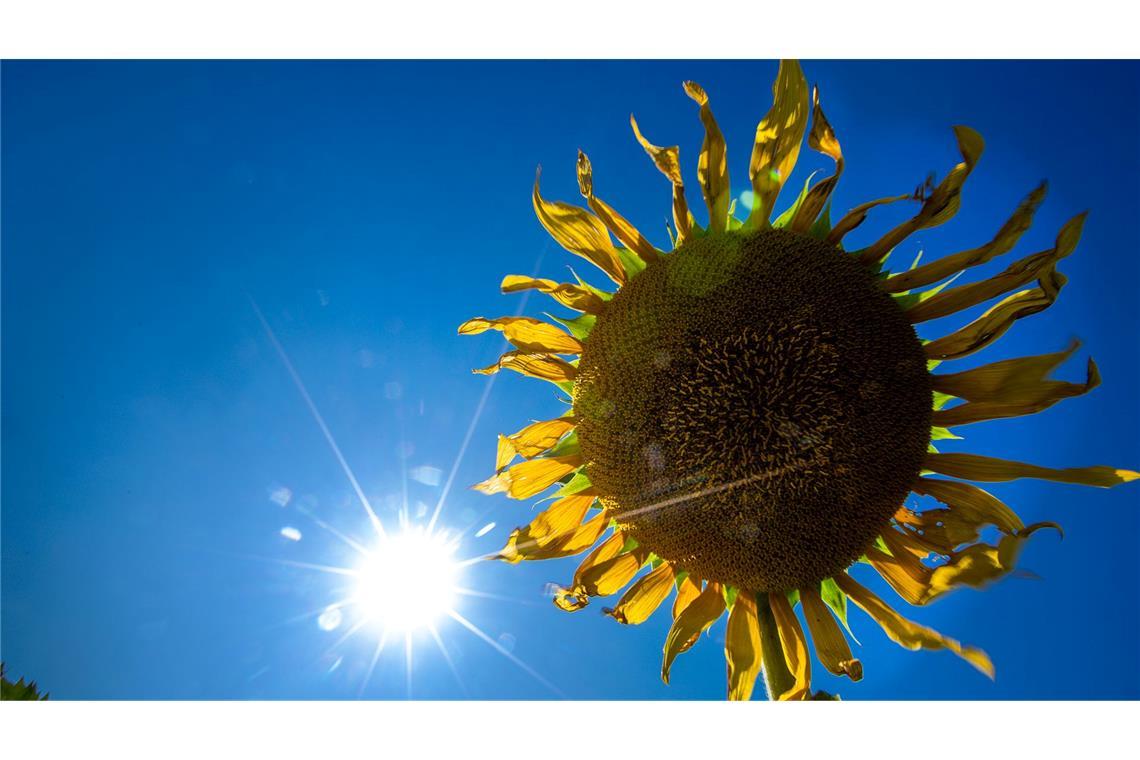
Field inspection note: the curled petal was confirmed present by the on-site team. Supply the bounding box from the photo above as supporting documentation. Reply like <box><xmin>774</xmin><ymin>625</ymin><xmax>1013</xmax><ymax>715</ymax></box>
<box><xmin>500</xmin><ymin>274</ymin><xmax>606</xmax><ymax>314</ymax></box>
<box><xmin>912</xmin><ymin>478</ymin><xmax>1024</xmax><ymax>536</ymax></box>
<box><xmin>801</xmin><ymin>587</ymin><xmax>862</xmax><ymax>681</ymax></box>
<box><xmin>930</xmin><ymin>340</ymin><xmax>1079</xmax><ymax>402</ymax></box>
<box><xmin>630</xmin><ymin>114</ymin><xmax>693</xmax><ymax>245</ymax></box>
<box><xmin>496</xmin><ymin>507</ymin><xmax>607</xmax><ymax>564</ymax></box>
<box><xmin>748</xmin><ymin>60</ymin><xmax>810</xmax><ymax>228</ymax></box>
<box><xmin>788</xmin><ymin>85</ymin><xmax>843</xmax><ymax>233</ymax></box>
<box><xmin>924</xmin><ymin>453</ymin><xmax>1139</xmax><ymax>488</ymax></box>
<box><xmin>725</xmin><ymin>591</ymin><xmax>763</xmax><ymax>701</ymax></box>
<box><xmin>662</xmin><ymin>583</ymin><xmax>726</xmax><ymax>684</ymax></box>
<box><xmin>577</xmin><ymin>150</ymin><xmax>660</xmax><ymax>263</ymax></box>
<box><xmin>552</xmin><ymin>531</ymin><xmax>626</xmax><ymax>611</ymax></box>
<box><xmin>826</xmin><ymin>193</ymin><xmax>915</xmax><ymax>246</ymax></box>
<box><xmin>884</xmin><ymin>183</ymin><xmax>1046</xmax><ymax>293</ymax></box>
<box><xmin>605</xmin><ymin>561</ymin><xmax>675</xmax><ymax>625</ymax></box>
<box><xmin>496</xmin><ymin>417</ymin><xmax>577</xmax><ymax>470</ymax></box>
<box><xmin>683</xmin><ymin>81</ymin><xmax>731</xmax><ymax>233</ymax></box>
<box><xmin>474</xmin><ymin>455</ymin><xmax>582</xmax><ymax>500</ymax></box>
<box><xmin>835</xmin><ymin>572</ymin><xmax>993</xmax><ymax>678</ymax></box>
<box><xmin>533</xmin><ymin>168</ymin><xmax>626</xmax><ymax>285</ymax></box>
<box><xmin>459</xmin><ymin>316</ymin><xmax>583</xmax><ymax>355</ymax></box>
<box><xmin>767</xmin><ymin>592</ymin><xmax>811</xmax><ymax>700</ymax></box>
<box><xmin>932</xmin><ymin>358</ymin><xmax>1099</xmax><ymax>428</ymax></box>
<box><xmin>474</xmin><ymin>350</ymin><xmax>577</xmax><ymax>383</ymax></box>
<box><xmin>860</xmin><ymin>126</ymin><xmax>985</xmax><ymax>265</ymax></box>
<box><xmin>907</xmin><ymin>214</ymin><xmax>1085</xmax><ymax>323</ymax></box>
<box><xmin>924</xmin><ymin>273</ymin><xmax>1067</xmax><ymax>361</ymax></box>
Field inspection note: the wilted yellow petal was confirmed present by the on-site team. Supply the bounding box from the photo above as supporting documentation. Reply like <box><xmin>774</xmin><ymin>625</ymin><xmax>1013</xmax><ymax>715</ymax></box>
<box><xmin>504</xmin><ymin>492</ymin><xmax>596</xmax><ymax>551</ymax></box>
<box><xmin>924</xmin><ymin>275</ymin><xmax>1066</xmax><ymax>362</ymax></box>
<box><xmin>747</xmin><ymin>60</ymin><xmax>810</xmax><ymax>228</ymax></box>
<box><xmin>835</xmin><ymin>572</ymin><xmax>994</xmax><ymax>678</ymax></box>
<box><xmin>605</xmin><ymin>561</ymin><xmax>675</xmax><ymax>625</ymax></box>
<box><xmin>912</xmin><ymin>478</ymin><xmax>1024</xmax><ymax>536</ymax></box>
<box><xmin>884</xmin><ymin>183</ymin><xmax>1046</xmax><ymax>293</ymax></box>
<box><xmin>474</xmin><ymin>350</ymin><xmax>577</xmax><ymax>383</ymax></box>
<box><xmin>683</xmin><ymin>81</ymin><xmax>731</xmax><ymax>233</ymax></box>
<box><xmin>925</xmin><ymin>522</ymin><xmax>1061</xmax><ymax>601</ymax></box>
<box><xmin>930</xmin><ymin>340</ymin><xmax>1079</xmax><ymax>402</ymax></box>
<box><xmin>907</xmin><ymin>214</ymin><xmax>1086</xmax><ymax>324</ymax></box>
<box><xmin>577</xmin><ymin>150</ymin><xmax>660</xmax><ymax>263</ymax></box>
<box><xmin>788</xmin><ymin>85</ymin><xmax>843</xmax><ymax>234</ymax></box>
<box><xmin>458</xmin><ymin>316</ymin><xmax>583</xmax><ymax>355</ymax></box>
<box><xmin>826</xmin><ymin>193</ymin><xmax>915</xmax><ymax>246</ymax></box>
<box><xmin>767</xmin><ymin>592</ymin><xmax>811</xmax><ymax>700</ymax></box>
<box><xmin>478</xmin><ymin>455</ymin><xmax>582</xmax><ymax>501</ymax></box>
<box><xmin>924</xmin><ymin>453</ymin><xmax>1139</xmax><ymax>488</ymax></box>
<box><xmin>725</xmin><ymin>591</ymin><xmax>763</xmax><ymax>701</ymax></box>
<box><xmin>801</xmin><ymin>587</ymin><xmax>862</xmax><ymax>681</ymax></box>
<box><xmin>533</xmin><ymin>167</ymin><xmax>626</xmax><ymax>285</ymax></box>
<box><xmin>866</xmin><ymin>540</ymin><xmax>931</xmax><ymax>606</ymax></box>
<box><xmin>932</xmin><ymin>358</ymin><xmax>1099</xmax><ymax>427</ymax></box>
<box><xmin>577</xmin><ymin>547</ymin><xmax>647</xmax><ymax>597</ymax></box>
<box><xmin>554</xmin><ymin>532</ymin><xmax>627</xmax><ymax>611</ymax></box>
<box><xmin>496</xmin><ymin>508</ymin><xmax>607</xmax><ymax>564</ymax></box>
<box><xmin>499</xmin><ymin>417</ymin><xmax>577</xmax><ymax>465</ymax></box>
<box><xmin>672</xmin><ymin>573</ymin><xmax>702</xmax><ymax>620</ymax></box>
<box><xmin>662</xmin><ymin>583</ymin><xmax>726</xmax><ymax>684</ymax></box>
<box><xmin>860</xmin><ymin>126</ymin><xmax>984</xmax><ymax>265</ymax></box>
<box><xmin>630</xmin><ymin>114</ymin><xmax>693</xmax><ymax>246</ymax></box>
<box><xmin>500</xmin><ymin>274</ymin><xmax>606</xmax><ymax>314</ymax></box>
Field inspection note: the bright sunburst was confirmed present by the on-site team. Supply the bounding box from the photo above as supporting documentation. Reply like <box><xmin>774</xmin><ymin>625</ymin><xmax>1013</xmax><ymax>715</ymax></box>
<box><xmin>354</xmin><ymin>527</ymin><xmax>461</xmax><ymax>631</ymax></box>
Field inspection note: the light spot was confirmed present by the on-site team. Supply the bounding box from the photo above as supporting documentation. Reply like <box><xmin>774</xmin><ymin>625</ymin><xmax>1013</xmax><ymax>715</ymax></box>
<box><xmin>738</xmin><ymin>190</ymin><xmax>755</xmax><ymax>211</ymax></box>
<box><xmin>497</xmin><ymin>632</ymin><xmax>517</xmax><ymax>653</ymax></box>
<box><xmin>475</xmin><ymin>522</ymin><xmax>496</xmax><ymax>538</ymax></box>
<box><xmin>318</xmin><ymin>606</ymin><xmax>343</xmax><ymax>631</ymax></box>
<box><xmin>385</xmin><ymin>381</ymin><xmax>403</xmax><ymax>400</ymax></box>
<box><xmin>269</xmin><ymin>486</ymin><xmax>292</xmax><ymax>507</ymax></box>
<box><xmin>410</xmin><ymin>465</ymin><xmax>443</xmax><ymax>487</ymax></box>
<box><xmin>280</xmin><ymin>526</ymin><xmax>302</xmax><ymax>542</ymax></box>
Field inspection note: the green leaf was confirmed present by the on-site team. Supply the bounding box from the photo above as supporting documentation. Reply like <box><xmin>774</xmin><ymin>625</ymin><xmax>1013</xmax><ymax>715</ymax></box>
<box><xmin>1</xmin><ymin>663</ymin><xmax>48</xmax><ymax>701</ymax></box>
<box><xmin>820</xmin><ymin>578</ymin><xmax>859</xmax><ymax>643</ymax></box>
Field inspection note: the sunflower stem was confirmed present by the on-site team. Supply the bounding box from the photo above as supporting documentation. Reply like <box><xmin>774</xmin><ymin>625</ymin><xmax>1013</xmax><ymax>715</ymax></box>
<box><xmin>756</xmin><ymin>594</ymin><xmax>795</xmax><ymax>700</ymax></box>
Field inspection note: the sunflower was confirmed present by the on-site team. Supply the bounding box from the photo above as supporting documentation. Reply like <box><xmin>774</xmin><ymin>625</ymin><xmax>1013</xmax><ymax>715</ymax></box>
<box><xmin>459</xmin><ymin>60</ymin><xmax>1137</xmax><ymax>700</ymax></box>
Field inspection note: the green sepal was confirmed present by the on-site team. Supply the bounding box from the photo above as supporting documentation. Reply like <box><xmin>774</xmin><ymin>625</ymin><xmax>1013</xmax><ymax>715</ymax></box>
<box><xmin>551</xmin><ymin>469</ymin><xmax>593</xmax><ymax>498</ymax></box>
<box><xmin>784</xmin><ymin>588</ymin><xmax>801</xmax><ymax>608</ymax></box>
<box><xmin>616</xmin><ymin>246</ymin><xmax>648</xmax><ymax>279</ymax></box>
<box><xmin>722</xmin><ymin>584</ymin><xmax>740</xmax><ymax>609</ymax></box>
<box><xmin>547</xmin><ymin>430</ymin><xmax>580</xmax><ymax>457</ymax></box>
<box><xmin>808</xmin><ymin>201</ymin><xmax>833</xmax><ymax>239</ymax></box>
<box><xmin>930</xmin><ymin>425</ymin><xmax>962</xmax><ymax>441</ymax></box>
<box><xmin>569</xmin><ymin>267</ymin><xmax>613</xmax><ymax>302</ymax></box>
<box><xmin>771</xmin><ymin>173</ymin><xmax>817</xmax><ymax>229</ymax></box>
<box><xmin>820</xmin><ymin>578</ymin><xmax>859</xmax><ymax>642</ymax></box>
<box><xmin>548</xmin><ymin>312</ymin><xmax>596</xmax><ymax>342</ymax></box>
<box><xmin>932</xmin><ymin>390</ymin><xmax>955</xmax><ymax>410</ymax></box>
<box><xmin>673</xmin><ymin>569</ymin><xmax>689</xmax><ymax>590</ymax></box>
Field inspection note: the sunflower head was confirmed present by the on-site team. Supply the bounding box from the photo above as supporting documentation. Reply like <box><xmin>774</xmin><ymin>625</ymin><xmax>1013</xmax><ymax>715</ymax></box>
<box><xmin>460</xmin><ymin>60</ymin><xmax>1138</xmax><ymax>700</ymax></box>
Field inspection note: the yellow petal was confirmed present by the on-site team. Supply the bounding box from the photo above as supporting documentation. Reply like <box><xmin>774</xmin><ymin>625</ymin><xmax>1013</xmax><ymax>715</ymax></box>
<box><xmin>496</xmin><ymin>508</ymin><xmax>607</xmax><ymax>563</ymax></box>
<box><xmin>500</xmin><ymin>417</ymin><xmax>577</xmax><ymax>465</ymax></box>
<box><xmin>476</xmin><ymin>455</ymin><xmax>582</xmax><ymax>500</ymax></box>
<box><xmin>533</xmin><ymin>167</ymin><xmax>626</xmax><ymax>285</ymax></box>
<box><xmin>577</xmin><ymin>150</ymin><xmax>660</xmax><ymax>263</ymax></box>
<box><xmin>553</xmin><ymin>531</ymin><xmax>626</xmax><ymax>611</ymax></box>
<box><xmin>747</xmin><ymin>60</ymin><xmax>810</xmax><ymax>228</ymax></box>
<box><xmin>501</xmin><ymin>492</ymin><xmax>596</xmax><ymax>554</ymax></box>
<box><xmin>884</xmin><ymin>183</ymin><xmax>1046</xmax><ymax>293</ymax></box>
<box><xmin>500</xmin><ymin>274</ymin><xmax>606</xmax><ymax>315</ymax></box>
<box><xmin>924</xmin><ymin>453</ymin><xmax>1139</xmax><ymax>488</ymax></box>
<box><xmin>474</xmin><ymin>350</ymin><xmax>577</xmax><ymax>384</ymax></box>
<box><xmin>912</xmin><ymin>478</ymin><xmax>1024</xmax><ymax>536</ymax></box>
<box><xmin>683</xmin><ymin>81</ymin><xmax>731</xmax><ymax>233</ymax></box>
<box><xmin>924</xmin><ymin>275</ymin><xmax>1067</xmax><ymax>362</ymax></box>
<box><xmin>930</xmin><ymin>340</ymin><xmax>1079</xmax><ymax>402</ymax></box>
<box><xmin>577</xmin><ymin>547</ymin><xmax>647</xmax><ymax>597</ymax></box>
<box><xmin>672</xmin><ymin>573</ymin><xmax>703</xmax><ymax>620</ymax></box>
<box><xmin>605</xmin><ymin>561</ymin><xmax>675</xmax><ymax>625</ymax></box>
<box><xmin>801</xmin><ymin>587</ymin><xmax>862</xmax><ymax>681</ymax></box>
<box><xmin>826</xmin><ymin>193</ymin><xmax>916</xmax><ymax>246</ymax></box>
<box><xmin>630</xmin><ymin>114</ymin><xmax>693</xmax><ymax>246</ymax></box>
<box><xmin>458</xmin><ymin>316</ymin><xmax>583</xmax><ymax>355</ymax></box>
<box><xmin>835</xmin><ymin>572</ymin><xmax>994</xmax><ymax>678</ymax></box>
<box><xmin>788</xmin><ymin>85</ymin><xmax>843</xmax><ymax>234</ymax></box>
<box><xmin>767</xmin><ymin>592</ymin><xmax>811</xmax><ymax>700</ymax></box>
<box><xmin>925</xmin><ymin>522</ymin><xmax>1062</xmax><ymax>601</ymax></box>
<box><xmin>907</xmin><ymin>214</ymin><xmax>1086</xmax><ymax>324</ymax></box>
<box><xmin>725</xmin><ymin>591</ymin><xmax>763</xmax><ymax>701</ymax></box>
<box><xmin>662</xmin><ymin>583</ymin><xmax>726</xmax><ymax>684</ymax></box>
<box><xmin>860</xmin><ymin>126</ymin><xmax>984</xmax><ymax>265</ymax></box>
<box><xmin>932</xmin><ymin>358</ymin><xmax>1099</xmax><ymax>428</ymax></box>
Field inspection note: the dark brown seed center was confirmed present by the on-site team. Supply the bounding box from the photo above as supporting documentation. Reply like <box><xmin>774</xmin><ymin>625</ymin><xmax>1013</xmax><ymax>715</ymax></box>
<box><xmin>573</xmin><ymin>228</ymin><xmax>932</xmax><ymax>592</ymax></box>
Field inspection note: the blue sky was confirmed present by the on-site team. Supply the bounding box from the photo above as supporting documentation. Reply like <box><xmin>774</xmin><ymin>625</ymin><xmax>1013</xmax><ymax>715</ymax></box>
<box><xmin>2</xmin><ymin>60</ymin><xmax>1137</xmax><ymax>700</ymax></box>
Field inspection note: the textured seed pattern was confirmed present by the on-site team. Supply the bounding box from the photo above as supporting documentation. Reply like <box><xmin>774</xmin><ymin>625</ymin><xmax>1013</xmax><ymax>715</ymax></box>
<box><xmin>573</xmin><ymin>228</ymin><xmax>932</xmax><ymax>591</ymax></box>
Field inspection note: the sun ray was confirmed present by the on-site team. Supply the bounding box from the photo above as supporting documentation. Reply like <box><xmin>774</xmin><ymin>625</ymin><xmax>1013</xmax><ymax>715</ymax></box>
<box><xmin>428</xmin><ymin>623</ymin><xmax>470</xmax><ymax>696</ymax></box>
<box><xmin>357</xmin><ymin>628</ymin><xmax>390</xmax><ymax>699</ymax></box>
<box><xmin>447</xmin><ymin>610</ymin><xmax>564</xmax><ymax>697</ymax></box>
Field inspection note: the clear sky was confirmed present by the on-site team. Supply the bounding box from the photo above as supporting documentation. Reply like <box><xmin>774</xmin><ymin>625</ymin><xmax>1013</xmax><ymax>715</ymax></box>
<box><xmin>2</xmin><ymin>60</ymin><xmax>1138</xmax><ymax>700</ymax></box>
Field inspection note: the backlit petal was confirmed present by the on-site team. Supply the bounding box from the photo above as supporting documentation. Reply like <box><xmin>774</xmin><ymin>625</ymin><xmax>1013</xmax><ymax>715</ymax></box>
<box><xmin>500</xmin><ymin>274</ymin><xmax>606</xmax><ymax>314</ymax></box>
<box><xmin>801</xmin><ymin>587</ymin><xmax>862</xmax><ymax>681</ymax></box>
<box><xmin>924</xmin><ymin>453</ymin><xmax>1139</xmax><ymax>487</ymax></box>
<box><xmin>767</xmin><ymin>592</ymin><xmax>811</xmax><ymax>700</ymax></box>
<box><xmin>459</xmin><ymin>316</ymin><xmax>583</xmax><ymax>354</ymax></box>
<box><xmin>474</xmin><ymin>350</ymin><xmax>577</xmax><ymax>383</ymax></box>
<box><xmin>725</xmin><ymin>591</ymin><xmax>763</xmax><ymax>701</ymax></box>
<box><xmin>662</xmin><ymin>583</ymin><xmax>726</xmax><ymax>684</ymax></box>
<box><xmin>533</xmin><ymin>167</ymin><xmax>626</xmax><ymax>284</ymax></box>
<box><xmin>605</xmin><ymin>561</ymin><xmax>675</xmax><ymax>625</ymax></box>
<box><xmin>683</xmin><ymin>81</ymin><xmax>731</xmax><ymax>233</ymax></box>
<box><xmin>577</xmin><ymin>150</ymin><xmax>660</xmax><ymax>263</ymax></box>
<box><xmin>630</xmin><ymin>114</ymin><xmax>693</xmax><ymax>245</ymax></box>
<box><xmin>748</xmin><ymin>60</ymin><xmax>810</xmax><ymax>228</ymax></box>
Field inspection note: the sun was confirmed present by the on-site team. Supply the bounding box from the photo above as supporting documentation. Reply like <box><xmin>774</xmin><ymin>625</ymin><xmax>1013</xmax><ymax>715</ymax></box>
<box><xmin>460</xmin><ymin>59</ymin><xmax>1138</xmax><ymax>700</ymax></box>
<box><xmin>354</xmin><ymin>527</ymin><xmax>461</xmax><ymax>631</ymax></box>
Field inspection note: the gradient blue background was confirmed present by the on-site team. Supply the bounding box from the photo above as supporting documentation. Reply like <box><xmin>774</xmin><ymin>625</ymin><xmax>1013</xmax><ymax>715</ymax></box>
<box><xmin>3</xmin><ymin>60</ymin><xmax>1137</xmax><ymax>700</ymax></box>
